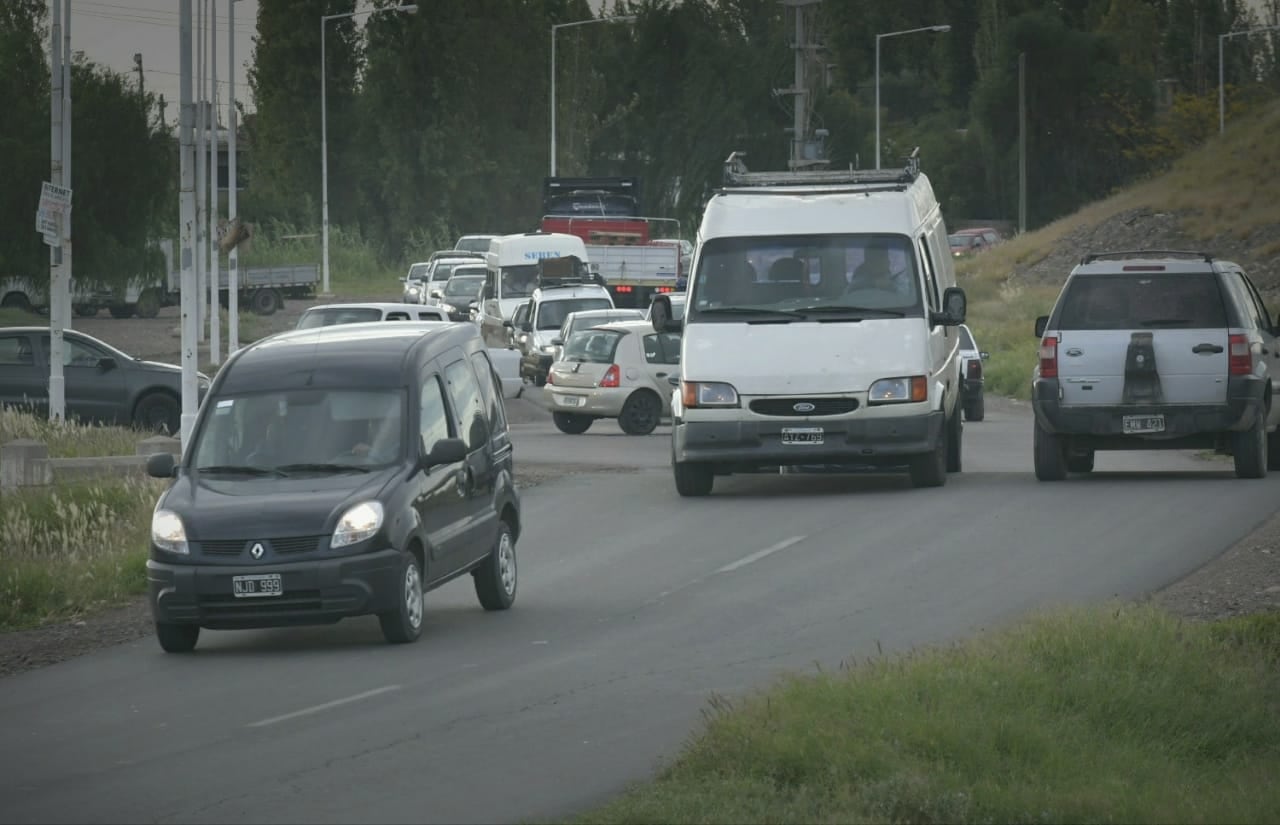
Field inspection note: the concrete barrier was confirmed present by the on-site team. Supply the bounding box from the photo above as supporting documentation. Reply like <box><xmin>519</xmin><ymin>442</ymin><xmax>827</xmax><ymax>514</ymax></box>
<box><xmin>0</xmin><ymin>436</ymin><xmax>182</xmax><ymax>489</ymax></box>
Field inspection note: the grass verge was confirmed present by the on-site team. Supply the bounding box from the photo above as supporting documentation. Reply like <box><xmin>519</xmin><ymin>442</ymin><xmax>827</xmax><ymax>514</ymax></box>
<box><xmin>1</xmin><ymin>407</ymin><xmax>146</xmax><ymax>458</ymax></box>
<box><xmin>0</xmin><ymin>476</ymin><xmax>164</xmax><ymax>630</ymax></box>
<box><xmin>574</xmin><ymin>605</ymin><xmax>1280</xmax><ymax>825</ymax></box>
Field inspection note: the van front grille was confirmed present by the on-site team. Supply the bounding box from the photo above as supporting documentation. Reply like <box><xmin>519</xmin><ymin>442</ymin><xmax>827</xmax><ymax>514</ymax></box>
<box><xmin>749</xmin><ymin>397</ymin><xmax>859</xmax><ymax>417</ymax></box>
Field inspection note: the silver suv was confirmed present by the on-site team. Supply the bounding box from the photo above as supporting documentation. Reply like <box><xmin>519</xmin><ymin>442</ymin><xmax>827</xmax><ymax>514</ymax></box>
<box><xmin>1032</xmin><ymin>250</ymin><xmax>1280</xmax><ymax>480</ymax></box>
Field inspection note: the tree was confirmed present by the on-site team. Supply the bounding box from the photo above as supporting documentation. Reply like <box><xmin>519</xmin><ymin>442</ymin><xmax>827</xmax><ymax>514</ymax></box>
<box><xmin>0</xmin><ymin>1</ymin><xmax>49</xmax><ymax>284</ymax></box>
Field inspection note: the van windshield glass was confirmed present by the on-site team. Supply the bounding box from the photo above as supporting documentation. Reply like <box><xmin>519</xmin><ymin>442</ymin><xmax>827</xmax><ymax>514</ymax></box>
<box><xmin>537</xmin><ymin>298</ymin><xmax>614</xmax><ymax>330</ymax></box>
<box><xmin>499</xmin><ymin>265</ymin><xmax>539</xmax><ymax>299</ymax></box>
<box><xmin>444</xmin><ymin>276</ymin><xmax>484</xmax><ymax>298</ymax></box>
<box><xmin>689</xmin><ymin>233</ymin><xmax>922</xmax><ymax>320</ymax></box>
<box><xmin>297</xmin><ymin>307</ymin><xmax>382</xmax><ymax>329</ymax></box>
<box><xmin>192</xmin><ymin>389</ymin><xmax>405</xmax><ymax>474</ymax></box>
<box><xmin>1056</xmin><ymin>273</ymin><xmax>1227</xmax><ymax>330</ymax></box>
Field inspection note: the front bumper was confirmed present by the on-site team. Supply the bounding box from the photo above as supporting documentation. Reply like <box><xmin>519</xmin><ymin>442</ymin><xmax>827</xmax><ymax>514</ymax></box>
<box><xmin>673</xmin><ymin>410</ymin><xmax>943</xmax><ymax>468</ymax></box>
<box><xmin>1032</xmin><ymin>375</ymin><xmax>1266</xmax><ymax>443</ymax></box>
<box><xmin>147</xmin><ymin>548</ymin><xmax>402</xmax><ymax>629</ymax></box>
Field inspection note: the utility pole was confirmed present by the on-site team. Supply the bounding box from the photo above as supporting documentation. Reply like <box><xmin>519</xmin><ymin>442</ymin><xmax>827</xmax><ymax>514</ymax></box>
<box><xmin>208</xmin><ymin>0</ymin><xmax>221</xmax><ymax>365</ymax></box>
<box><xmin>195</xmin><ymin>0</ymin><xmax>207</xmax><ymax>342</ymax></box>
<box><xmin>1018</xmin><ymin>51</ymin><xmax>1027</xmax><ymax>235</ymax></box>
<box><xmin>61</xmin><ymin>0</ymin><xmax>73</xmax><ymax>334</ymax></box>
<box><xmin>48</xmin><ymin>0</ymin><xmax>66</xmax><ymax>422</ymax></box>
<box><xmin>179</xmin><ymin>0</ymin><xmax>199</xmax><ymax>447</ymax></box>
<box><xmin>134</xmin><ymin>53</ymin><xmax>145</xmax><ymax>119</ymax></box>
<box><xmin>228</xmin><ymin>0</ymin><xmax>240</xmax><ymax>354</ymax></box>
<box><xmin>777</xmin><ymin>0</ymin><xmax>826</xmax><ymax>171</ymax></box>
<box><xmin>159</xmin><ymin>94</ymin><xmax>167</xmax><ymax>125</ymax></box>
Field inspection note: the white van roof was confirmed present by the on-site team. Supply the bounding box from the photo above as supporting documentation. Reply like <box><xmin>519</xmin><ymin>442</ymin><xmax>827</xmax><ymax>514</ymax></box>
<box><xmin>486</xmin><ymin>232</ymin><xmax>589</xmax><ymax>268</ymax></box>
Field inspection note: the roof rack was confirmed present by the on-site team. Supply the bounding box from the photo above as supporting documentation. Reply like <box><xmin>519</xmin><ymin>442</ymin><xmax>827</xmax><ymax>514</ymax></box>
<box><xmin>534</xmin><ymin>255</ymin><xmax>607</xmax><ymax>290</ymax></box>
<box><xmin>1079</xmin><ymin>249</ymin><xmax>1214</xmax><ymax>265</ymax></box>
<box><xmin>722</xmin><ymin>148</ymin><xmax>920</xmax><ymax>188</ymax></box>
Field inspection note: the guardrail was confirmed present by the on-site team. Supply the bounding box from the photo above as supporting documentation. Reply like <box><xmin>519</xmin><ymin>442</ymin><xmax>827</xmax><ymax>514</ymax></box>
<box><xmin>1</xmin><ymin>436</ymin><xmax>181</xmax><ymax>490</ymax></box>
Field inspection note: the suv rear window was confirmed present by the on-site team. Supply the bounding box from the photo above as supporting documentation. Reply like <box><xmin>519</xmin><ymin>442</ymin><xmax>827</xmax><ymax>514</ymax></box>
<box><xmin>1055</xmin><ymin>273</ymin><xmax>1227</xmax><ymax>330</ymax></box>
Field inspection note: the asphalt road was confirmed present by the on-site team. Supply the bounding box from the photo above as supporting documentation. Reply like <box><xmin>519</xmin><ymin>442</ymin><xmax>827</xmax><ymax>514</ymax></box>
<box><xmin>2</xmin><ymin>397</ymin><xmax>1276</xmax><ymax>825</ymax></box>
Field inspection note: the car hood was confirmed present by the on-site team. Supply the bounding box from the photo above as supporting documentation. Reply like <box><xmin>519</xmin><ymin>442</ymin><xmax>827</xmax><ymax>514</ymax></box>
<box><xmin>160</xmin><ymin>467</ymin><xmax>397</xmax><ymax>541</ymax></box>
<box><xmin>681</xmin><ymin>320</ymin><xmax>929</xmax><ymax>396</ymax></box>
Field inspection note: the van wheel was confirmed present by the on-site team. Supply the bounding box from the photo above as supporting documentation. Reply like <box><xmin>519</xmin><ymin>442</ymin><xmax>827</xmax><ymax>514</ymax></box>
<box><xmin>619</xmin><ymin>391</ymin><xmax>661</xmax><ymax>435</ymax></box>
<box><xmin>909</xmin><ymin>418</ymin><xmax>947</xmax><ymax>488</ymax></box>
<box><xmin>1232</xmin><ymin>414</ymin><xmax>1267</xmax><ymax>479</ymax></box>
<box><xmin>553</xmin><ymin>412</ymin><xmax>592</xmax><ymax>434</ymax></box>
<box><xmin>946</xmin><ymin>404</ymin><xmax>963</xmax><ymax>473</ymax></box>
<box><xmin>1034</xmin><ymin>420</ymin><xmax>1068</xmax><ymax>481</ymax></box>
<box><xmin>964</xmin><ymin>394</ymin><xmax>985</xmax><ymax>422</ymax></box>
<box><xmin>378</xmin><ymin>551</ymin><xmax>425</xmax><ymax>644</ymax></box>
<box><xmin>473</xmin><ymin>520</ymin><xmax>517</xmax><ymax>611</ymax></box>
<box><xmin>674</xmin><ymin>460</ymin><xmax>714</xmax><ymax>497</ymax></box>
<box><xmin>155</xmin><ymin>622</ymin><xmax>199</xmax><ymax>653</ymax></box>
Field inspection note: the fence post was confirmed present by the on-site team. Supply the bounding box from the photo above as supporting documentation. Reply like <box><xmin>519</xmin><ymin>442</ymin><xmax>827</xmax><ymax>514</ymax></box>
<box><xmin>1</xmin><ymin>439</ymin><xmax>53</xmax><ymax>489</ymax></box>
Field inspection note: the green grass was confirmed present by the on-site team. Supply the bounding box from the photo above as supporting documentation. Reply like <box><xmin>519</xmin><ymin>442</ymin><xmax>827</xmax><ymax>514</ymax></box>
<box><xmin>574</xmin><ymin>604</ymin><xmax>1280</xmax><ymax>825</ymax></box>
<box><xmin>0</xmin><ymin>477</ymin><xmax>164</xmax><ymax>629</ymax></box>
<box><xmin>0</xmin><ymin>407</ymin><xmax>145</xmax><ymax>458</ymax></box>
<box><xmin>0</xmin><ymin>307</ymin><xmax>44</xmax><ymax>327</ymax></box>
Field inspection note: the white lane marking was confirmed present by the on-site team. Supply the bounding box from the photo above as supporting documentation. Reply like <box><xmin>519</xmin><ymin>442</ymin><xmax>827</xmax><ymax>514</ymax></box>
<box><xmin>715</xmin><ymin>535</ymin><xmax>807</xmax><ymax>574</ymax></box>
<box><xmin>246</xmin><ymin>685</ymin><xmax>402</xmax><ymax>728</ymax></box>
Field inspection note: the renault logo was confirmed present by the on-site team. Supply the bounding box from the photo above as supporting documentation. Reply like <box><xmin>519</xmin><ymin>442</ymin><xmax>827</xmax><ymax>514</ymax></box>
<box><xmin>250</xmin><ymin>542</ymin><xmax>265</xmax><ymax>559</ymax></box>
<box><xmin>793</xmin><ymin>402</ymin><xmax>816</xmax><ymax>413</ymax></box>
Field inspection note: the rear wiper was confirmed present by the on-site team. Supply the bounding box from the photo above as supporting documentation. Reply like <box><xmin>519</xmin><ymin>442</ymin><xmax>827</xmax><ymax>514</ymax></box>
<box><xmin>1139</xmin><ymin>318</ymin><xmax>1193</xmax><ymax>327</ymax></box>
<box><xmin>275</xmin><ymin>463</ymin><xmax>372</xmax><ymax>474</ymax></box>
<box><xmin>196</xmin><ymin>464</ymin><xmax>285</xmax><ymax>477</ymax></box>
<box><xmin>795</xmin><ymin>304</ymin><xmax>906</xmax><ymax>318</ymax></box>
<box><xmin>697</xmin><ymin>307</ymin><xmax>805</xmax><ymax>320</ymax></box>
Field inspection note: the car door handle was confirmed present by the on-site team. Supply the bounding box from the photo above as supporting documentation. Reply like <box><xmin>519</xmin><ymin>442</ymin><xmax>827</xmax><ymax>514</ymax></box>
<box><xmin>1192</xmin><ymin>343</ymin><xmax>1224</xmax><ymax>354</ymax></box>
<box><xmin>656</xmin><ymin>372</ymin><xmax>667</xmax><ymax>378</ymax></box>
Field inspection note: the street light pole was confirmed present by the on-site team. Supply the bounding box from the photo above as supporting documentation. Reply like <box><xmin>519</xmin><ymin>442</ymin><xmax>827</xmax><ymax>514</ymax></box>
<box><xmin>874</xmin><ymin>24</ymin><xmax>950</xmax><ymax>169</ymax></box>
<box><xmin>321</xmin><ymin>4</ymin><xmax>418</xmax><ymax>297</ymax></box>
<box><xmin>228</xmin><ymin>0</ymin><xmax>241</xmax><ymax>354</ymax></box>
<box><xmin>1219</xmin><ymin>24</ymin><xmax>1280</xmax><ymax>134</ymax></box>
<box><xmin>549</xmin><ymin>15</ymin><xmax>636</xmax><ymax>177</ymax></box>
<box><xmin>209</xmin><ymin>0</ymin><xmax>220</xmax><ymax>365</ymax></box>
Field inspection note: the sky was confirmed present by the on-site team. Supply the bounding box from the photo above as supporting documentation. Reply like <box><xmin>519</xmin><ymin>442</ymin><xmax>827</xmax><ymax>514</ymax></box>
<box><xmin>69</xmin><ymin>0</ymin><xmax>612</xmax><ymax>129</ymax></box>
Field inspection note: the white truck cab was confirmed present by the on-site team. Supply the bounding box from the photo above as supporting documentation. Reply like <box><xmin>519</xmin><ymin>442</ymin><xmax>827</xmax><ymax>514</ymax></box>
<box><xmin>479</xmin><ymin>232</ymin><xmax>591</xmax><ymax>347</ymax></box>
<box><xmin>656</xmin><ymin>151</ymin><xmax>968</xmax><ymax>496</ymax></box>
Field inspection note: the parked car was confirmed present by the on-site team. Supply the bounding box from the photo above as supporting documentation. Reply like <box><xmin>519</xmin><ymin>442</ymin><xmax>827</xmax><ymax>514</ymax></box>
<box><xmin>296</xmin><ymin>302</ymin><xmax>449</xmax><ymax>329</ymax></box>
<box><xmin>432</xmin><ymin>270</ymin><xmax>487</xmax><ymax>321</ymax></box>
<box><xmin>548</xmin><ymin>307</ymin><xmax>646</xmax><ymax>364</ymax></box>
<box><xmin>511</xmin><ymin>282</ymin><xmax>616</xmax><ymax>387</ymax></box>
<box><xmin>545</xmin><ymin>320</ymin><xmax>681</xmax><ymax>435</ymax></box>
<box><xmin>958</xmin><ymin>324</ymin><xmax>989</xmax><ymax>421</ymax></box>
<box><xmin>0</xmin><ymin>326</ymin><xmax>209</xmax><ymax>435</ymax></box>
<box><xmin>143</xmin><ymin>321</ymin><xmax>522</xmax><ymax>652</ymax></box>
<box><xmin>1032</xmin><ymin>250</ymin><xmax>1280</xmax><ymax>480</ymax></box>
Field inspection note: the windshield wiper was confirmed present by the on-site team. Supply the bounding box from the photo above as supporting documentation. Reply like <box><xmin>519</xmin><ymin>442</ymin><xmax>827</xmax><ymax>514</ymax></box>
<box><xmin>196</xmin><ymin>464</ymin><xmax>285</xmax><ymax>477</ymax></box>
<box><xmin>697</xmin><ymin>306</ymin><xmax>806</xmax><ymax>321</ymax></box>
<box><xmin>275</xmin><ymin>463</ymin><xmax>372</xmax><ymax>474</ymax></box>
<box><xmin>795</xmin><ymin>304</ymin><xmax>907</xmax><ymax>318</ymax></box>
<box><xmin>1139</xmin><ymin>318</ymin><xmax>1193</xmax><ymax>327</ymax></box>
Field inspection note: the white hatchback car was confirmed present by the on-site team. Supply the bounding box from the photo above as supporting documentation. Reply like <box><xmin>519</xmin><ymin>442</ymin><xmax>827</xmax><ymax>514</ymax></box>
<box><xmin>545</xmin><ymin>320</ymin><xmax>682</xmax><ymax>435</ymax></box>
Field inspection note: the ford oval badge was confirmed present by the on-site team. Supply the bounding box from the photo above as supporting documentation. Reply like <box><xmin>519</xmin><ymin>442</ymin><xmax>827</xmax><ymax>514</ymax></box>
<box><xmin>793</xmin><ymin>402</ymin><xmax>816</xmax><ymax>413</ymax></box>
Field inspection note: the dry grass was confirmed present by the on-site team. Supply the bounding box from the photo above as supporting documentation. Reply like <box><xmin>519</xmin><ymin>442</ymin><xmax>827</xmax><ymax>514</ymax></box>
<box><xmin>0</xmin><ymin>407</ymin><xmax>145</xmax><ymax>459</ymax></box>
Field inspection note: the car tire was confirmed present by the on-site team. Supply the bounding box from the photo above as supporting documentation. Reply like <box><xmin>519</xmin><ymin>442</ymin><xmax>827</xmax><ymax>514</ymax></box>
<box><xmin>155</xmin><ymin>622</ymin><xmax>199</xmax><ymax>653</ymax></box>
<box><xmin>619</xmin><ymin>391</ymin><xmax>662</xmax><ymax>436</ymax></box>
<box><xmin>136</xmin><ymin>288</ymin><xmax>162</xmax><ymax>319</ymax></box>
<box><xmin>1066</xmin><ymin>450</ymin><xmax>1095</xmax><ymax>474</ymax></box>
<box><xmin>1232</xmin><ymin>412</ymin><xmax>1267</xmax><ymax>479</ymax></box>
<box><xmin>108</xmin><ymin>303</ymin><xmax>136</xmax><ymax>319</ymax></box>
<box><xmin>134</xmin><ymin>392</ymin><xmax>180</xmax><ymax>436</ymax></box>
<box><xmin>909</xmin><ymin>416</ymin><xmax>948</xmax><ymax>488</ymax></box>
<box><xmin>946</xmin><ymin>402</ymin><xmax>963</xmax><ymax>473</ymax></box>
<box><xmin>673</xmin><ymin>460</ymin><xmax>714</xmax><ymax>497</ymax></box>
<box><xmin>250</xmin><ymin>288</ymin><xmax>282</xmax><ymax>316</ymax></box>
<box><xmin>1034</xmin><ymin>420</ymin><xmax>1068</xmax><ymax>481</ymax></box>
<box><xmin>378</xmin><ymin>551</ymin><xmax>425</xmax><ymax>644</ymax></box>
<box><xmin>74</xmin><ymin>303</ymin><xmax>99</xmax><ymax>318</ymax></box>
<box><xmin>964</xmin><ymin>393</ymin><xmax>985</xmax><ymax>422</ymax></box>
<box><xmin>473</xmin><ymin>520</ymin><xmax>517</xmax><ymax>611</ymax></box>
<box><xmin>553</xmin><ymin>412</ymin><xmax>593</xmax><ymax>434</ymax></box>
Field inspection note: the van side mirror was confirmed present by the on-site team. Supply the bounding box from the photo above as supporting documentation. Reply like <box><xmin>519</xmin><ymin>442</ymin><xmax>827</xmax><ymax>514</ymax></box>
<box><xmin>520</xmin><ymin>321</ymin><xmax>533</xmax><ymax>333</ymax></box>
<box><xmin>502</xmin><ymin>319</ymin><xmax>513</xmax><ymax>329</ymax></box>
<box><xmin>419</xmin><ymin>437</ymin><xmax>467</xmax><ymax>472</ymax></box>
<box><xmin>980</xmin><ymin>351</ymin><xmax>990</xmax><ymax>361</ymax></box>
<box><xmin>1034</xmin><ymin>315</ymin><xmax>1049</xmax><ymax>338</ymax></box>
<box><xmin>932</xmin><ymin>287</ymin><xmax>966</xmax><ymax>326</ymax></box>
<box><xmin>650</xmin><ymin>294</ymin><xmax>684</xmax><ymax>333</ymax></box>
<box><xmin>146</xmin><ymin>452</ymin><xmax>177</xmax><ymax>479</ymax></box>
<box><xmin>551</xmin><ymin>337</ymin><xmax>564</xmax><ymax>347</ymax></box>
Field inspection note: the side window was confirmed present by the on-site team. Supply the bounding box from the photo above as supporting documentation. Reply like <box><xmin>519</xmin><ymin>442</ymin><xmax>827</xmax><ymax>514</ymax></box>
<box><xmin>642</xmin><ymin>334</ymin><xmax>662</xmax><ymax>363</ymax></box>
<box><xmin>386</xmin><ymin>312</ymin><xmax>411</xmax><ymax>321</ymax></box>
<box><xmin>469</xmin><ymin>350</ymin><xmax>509</xmax><ymax>438</ymax></box>
<box><xmin>1227</xmin><ymin>273</ymin><xmax>1263</xmax><ymax>330</ymax></box>
<box><xmin>419</xmin><ymin>374</ymin><xmax>453</xmax><ymax>451</ymax></box>
<box><xmin>1241</xmin><ymin>272</ymin><xmax>1274</xmax><ymax>332</ymax></box>
<box><xmin>0</xmin><ymin>336</ymin><xmax>34</xmax><ymax>365</ymax></box>
<box><xmin>659</xmin><ymin>332</ymin><xmax>682</xmax><ymax>364</ymax></box>
<box><xmin>444</xmin><ymin>358</ymin><xmax>487</xmax><ymax>450</ymax></box>
<box><xmin>44</xmin><ymin>336</ymin><xmax>102</xmax><ymax>367</ymax></box>
<box><xmin>918</xmin><ymin>235</ymin><xmax>940</xmax><ymax>310</ymax></box>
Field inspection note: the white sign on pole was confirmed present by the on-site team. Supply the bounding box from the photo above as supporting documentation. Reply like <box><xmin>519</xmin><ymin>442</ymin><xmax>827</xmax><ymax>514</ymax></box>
<box><xmin>36</xmin><ymin>181</ymin><xmax>72</xmax><ymax>247</ymax></box>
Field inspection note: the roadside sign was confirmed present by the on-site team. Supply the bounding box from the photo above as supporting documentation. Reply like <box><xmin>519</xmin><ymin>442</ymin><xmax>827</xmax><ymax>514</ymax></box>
<box><xmin>36</xmin><ymin>182</ymin><xmax>72</xmax><ymax>247</ymax></box>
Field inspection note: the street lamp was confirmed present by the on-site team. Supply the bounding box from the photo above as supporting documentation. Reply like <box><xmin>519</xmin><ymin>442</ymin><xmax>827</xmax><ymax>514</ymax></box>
<box><xmin>321</xmin><ymin>3</ymin><xmax>417</xmax><ymax>296</ymax></box>
<box><xmin>550</xmin><ymin>14</ymin><xmax>636</xmax><ymax>176</ymax></box>
<box><xmin>875</xmin><ymin>24</ymin><xmax>950</xmax><ymax>169</ymax></box>
<box><xmin>1219</xmin><ymin>24</ymin><xmax>1280</xmax><ymax>134</ymax></box>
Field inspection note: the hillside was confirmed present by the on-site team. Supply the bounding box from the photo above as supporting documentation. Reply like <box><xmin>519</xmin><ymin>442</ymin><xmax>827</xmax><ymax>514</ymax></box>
<box><xmin>958</xmin><ymin>99</ymin><xmax>1280</xmax><ymax>398</ymax></box>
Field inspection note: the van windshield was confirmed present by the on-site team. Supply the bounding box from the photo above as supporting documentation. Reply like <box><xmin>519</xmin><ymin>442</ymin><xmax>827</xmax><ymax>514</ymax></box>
<box><xmin>689</xmin><ymin>233</ymin><xmax>923</xmax><ymax>321</ymax></box>
<box><xmin>499</xmin><ymin>265</ymin><xmax>539</xmax><ymax>299</ymax></box>
<box><xmin>191</xmin><ymin>388</ymin><xmax>405</xmax><ymax>474</ymax></box>
<box><xmin>444</xmin><ymin>276</ymin><xmax>485</xmax><ymax>298</ymax></box>
<box><xmin>536</xmin><ymin>298</ymin><xmax>614</xmax><ymax>330</ymax></box>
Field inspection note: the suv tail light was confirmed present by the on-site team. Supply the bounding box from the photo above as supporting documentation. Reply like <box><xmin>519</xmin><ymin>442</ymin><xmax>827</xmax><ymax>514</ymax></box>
<box><xmin>1039</xmin><ymin>336</ymin><xmax>1059</xmax><ymax>378</ymax></box>
<box><xmin>599</xmin><ymin>364</ymin><xmax>621</xmax><ymax>388</ymax></box>
<box><xmin>1229</xmin><ymin>334</ymin><xmax>1252</xmax><ymax>375</ymax></box>
<box><xmin>546</xmin><ymin>370</ymin><xmax>555</xmax><ymax>385</ymax></box>
<box><xmin>966</xmin><ymin>359</ymin><xmax>983</xmax><ymax>380</ymax></box>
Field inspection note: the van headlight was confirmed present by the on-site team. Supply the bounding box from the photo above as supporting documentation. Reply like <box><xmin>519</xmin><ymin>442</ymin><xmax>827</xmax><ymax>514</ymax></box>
<box><xmin>681</xmin><ymin>381</ymin><xmax>739</xmax><ymax>408</ymax></box>
<box><xmin>332</xmin><ymin>501</ymin><xmax>384</xmax><ymax>548</ymax></box>
<box><xmin>152</xmin><ymin>508</ymin><xmax>189</xmax><ymax>555</ymax></box>
<box><xmin>441</xmin><ymin>303</ymin><xmax>457</xmax><ymax>314</ymax></box>
<box><xmin>868</xmin><ymin>376</ymin><xmax>928</xmax><ymax>405</ymax></box>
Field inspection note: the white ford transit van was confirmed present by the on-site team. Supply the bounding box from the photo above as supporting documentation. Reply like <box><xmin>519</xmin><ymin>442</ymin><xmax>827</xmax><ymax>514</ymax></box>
<box><xmin>480</xmin><ymin>232</ymin><xmax>591</xmax><ymax>348</ymax></box>
<box><xmin>654</xmin><ymin>151</ymin><xmax>968</xmax><ymax>496</ymax></box>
